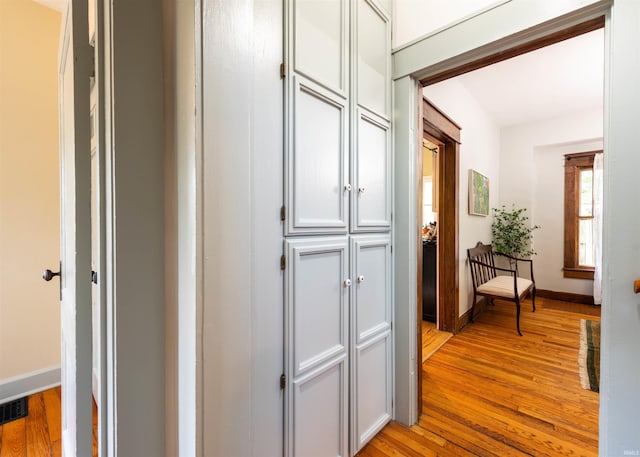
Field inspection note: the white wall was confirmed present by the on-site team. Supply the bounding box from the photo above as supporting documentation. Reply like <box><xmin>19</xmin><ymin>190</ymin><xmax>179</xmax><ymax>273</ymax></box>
<box><xmin>533</xmin><ymin>139</ymin><xmax>602</xmax><ymax>295</ymax></box>
<box><xmin>393</xmin><ymin>0</ymin><xmax>503</xmax><ymax>49</ymax></box>
<box><xmin>500</xmin><ymin>109</ymin><xmax>603</xmax><ymax>295</ymax></box>
<box><xmin>0</xmin><ymin>0</ymin><xmax>61</xmax><ymax>387</ymax></box>
<box><xmin>423</xmin><ymin>79</ymin><xmax>501</xmax><ymax>316</ymax></box>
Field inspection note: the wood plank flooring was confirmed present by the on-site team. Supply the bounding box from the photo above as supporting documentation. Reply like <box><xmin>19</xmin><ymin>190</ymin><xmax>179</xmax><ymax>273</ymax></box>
<box><xmin>422</xmin><ymin>321</ymin><xmax>453</xmax><ymax>363</ymax></box>
<box><xmin>359</xmin><ymin>297</ymin><xmax>600</xmax><ymax>457</ymax></box>
<box><xmin>0</xmin><ymin>387</ymin><xmax>97</xmax><ymax>457</ymax></box>
<box><xmin>1</xmin><ymin>298</ymin><xmax>600</xmax><ymax>456</ymax></box>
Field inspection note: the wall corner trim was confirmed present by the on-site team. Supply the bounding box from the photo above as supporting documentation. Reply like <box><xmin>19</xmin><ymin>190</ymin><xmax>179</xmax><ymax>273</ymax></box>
<box><xmin>0</xmin><ymin>366</ymin><xmax>61</xmax><ymax>404</ymax></box>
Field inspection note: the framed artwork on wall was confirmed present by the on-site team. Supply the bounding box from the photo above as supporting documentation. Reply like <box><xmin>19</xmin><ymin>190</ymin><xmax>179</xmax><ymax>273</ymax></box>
<box><xmin>469</xmin><ymin>169</ymin><xmax>490</xmax><ymax>216</ymax></box>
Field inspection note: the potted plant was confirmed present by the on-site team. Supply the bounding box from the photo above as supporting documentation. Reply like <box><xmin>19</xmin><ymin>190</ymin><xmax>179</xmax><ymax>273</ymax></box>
<box><xmin>491</xmin><ymin>205</ymin><xmax>540</xmax><ymax>264</ymax></box>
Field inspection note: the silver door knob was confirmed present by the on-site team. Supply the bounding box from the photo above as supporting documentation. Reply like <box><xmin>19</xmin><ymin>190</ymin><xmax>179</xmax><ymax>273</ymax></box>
<box><xmin>344</xmin><ymin>278</ymin><xmax>352</xmax><ymax>287</ymax></box>
<box><xmin>344</xmin><ymin>184</ymin><xmax>352</xmax><ymax>192</ymax></box>
<box><xmin>358</xmin><ymin>187</ymin><xmax>365</xmax><ymax>194</ymax></box>
<box><xmin>357</xmin><ymin>275</ymin><xmax>365</xmax><ymax>283</ymax></box>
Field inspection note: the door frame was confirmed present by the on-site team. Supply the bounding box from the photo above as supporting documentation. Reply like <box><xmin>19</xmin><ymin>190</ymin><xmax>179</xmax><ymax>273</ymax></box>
<box><xmin>421</xmin><ymin>98</ymin><xmax>460</xmax><ymax>334</ymax></box>
<box><xmin>99</xmin><ymin>0</ymin><xmax>166</xmax><ymax>454</ymax></box>
<box><xmin>89</xmin><ymin>0</ymin><xmax>108</xmax><ymax>455</ymax></box>
<box><xmin>392</xmin><ymin>0</ymin><xmax>611</xmax><ymax>428</ymax></box>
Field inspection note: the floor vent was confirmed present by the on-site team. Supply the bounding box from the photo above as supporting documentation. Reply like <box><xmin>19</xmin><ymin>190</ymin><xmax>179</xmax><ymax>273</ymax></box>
<box><xmin>0</xmin><ymin>397</ymin><xmax>28</xmax><ymax>426</ymax></box>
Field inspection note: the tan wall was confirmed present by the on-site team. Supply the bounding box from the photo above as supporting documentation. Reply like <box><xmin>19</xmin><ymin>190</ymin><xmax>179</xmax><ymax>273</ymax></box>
<box><xmin>0</xmin><ymin>0</ymin><xmax>61</xmax><ymax>380</ymax></box>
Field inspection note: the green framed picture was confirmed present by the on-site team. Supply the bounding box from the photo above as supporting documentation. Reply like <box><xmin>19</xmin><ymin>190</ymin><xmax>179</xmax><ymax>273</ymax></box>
<box><xmin>469</xmin><ymin>169</ymin><xmax>490</xmax><ymax>216</ymax></box>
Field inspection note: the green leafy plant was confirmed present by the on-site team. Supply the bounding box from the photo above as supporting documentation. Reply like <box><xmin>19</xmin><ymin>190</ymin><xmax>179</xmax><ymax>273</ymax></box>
<box><xmin>491</xmin><ymin>205</ymin><xmax>540</xmax><ymax>259</ymax></box>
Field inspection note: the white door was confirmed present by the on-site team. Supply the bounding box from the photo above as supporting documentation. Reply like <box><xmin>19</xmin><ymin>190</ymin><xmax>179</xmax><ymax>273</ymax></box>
<box><xmin>287</xmin><ymin>77</ymin><xmax>349</xmax><ymax>235</ymax></box>
<box><xmin>90</xmin><ymin>78</ymin><xmax>99</xmax><ymax>405</ymax></box>
<box><xmin>285</xmin><ymin>237</ymin><xmax>350</xmax><ymax>457</ymax></box>
<box><xmin>58</xmin><ymin>2</ymin><xmax>93</xmax><ymax>456</ymax></box>
<box><xmin>350</xmin><ymin>234</ymin><xmax>392</xmax><ymax>452</ymax></box>
<box><xmin>352</xmin><ymin>109</ymin><xmax>391</xmax><ymax>231</ymax></box>
<box><xmin>351</xmin><ymin>0</ymin><xmax>391</xmax><ymax>233</ymax></box>
<box><xmin>285</xmin><ymin>0</ymin><xmax>349</xmax><ymax>236</ymax></box>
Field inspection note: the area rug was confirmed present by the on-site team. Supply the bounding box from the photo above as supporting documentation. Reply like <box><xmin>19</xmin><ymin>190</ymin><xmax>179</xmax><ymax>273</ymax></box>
<box><xmin>579</xmin><ymin>319</ymin><xmax>600</xmax><ymax>393</ymax></box>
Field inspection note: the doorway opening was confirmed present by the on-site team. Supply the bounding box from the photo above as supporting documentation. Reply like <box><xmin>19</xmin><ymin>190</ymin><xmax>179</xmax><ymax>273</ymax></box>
<box><xmin>418</xmin><ymin>98</ymin><xmax>461</xmax><ymax>335</ymax></box>
<box><xmin>414</xmin><ymin>14</ymin><xmax>604</xmax><ymax>446</ymax></box>
<box><xmin>416</xmin><ymin>99</ymin><xmax>460</xmax><ymax>412</ymax></box>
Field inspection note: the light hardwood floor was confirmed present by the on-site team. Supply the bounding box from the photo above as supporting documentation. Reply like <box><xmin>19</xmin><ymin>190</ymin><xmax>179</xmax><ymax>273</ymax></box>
<box><xmin>359</xmin><ymin>297</ymin><xmax>600</xmax><ymax>457</ymax></box>
<box><xmin>422</xmin><ymin>321</ymin><xmax>453</xmax><ymax>363</ymax></box>
<box><xmin>0</xmin><ymin>386</ymin><xmax>97</xmax><ymax>457</ymax></box>
<box><xmin>1</xmin><ymin>298</ymin><xmax>599</xmax><ymax>457</ymax></box>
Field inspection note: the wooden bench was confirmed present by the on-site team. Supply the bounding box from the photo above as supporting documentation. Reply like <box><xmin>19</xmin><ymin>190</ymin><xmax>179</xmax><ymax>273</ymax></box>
<box><xmin>467</xmin><ymin>241</ymin><xmax>536</xmax><ymax>336</ymax></box>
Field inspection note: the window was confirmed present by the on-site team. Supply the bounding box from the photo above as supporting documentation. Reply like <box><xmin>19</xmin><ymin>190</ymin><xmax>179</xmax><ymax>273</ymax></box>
<box><xmin>564</xmin><ymin>151</ymin><xmax>600</xmax><ymax>279</ymax></box>
<box><xmin>422</xmin><ymin>177</ymin><xmax>435</xmax><ymax>225</ymax></box>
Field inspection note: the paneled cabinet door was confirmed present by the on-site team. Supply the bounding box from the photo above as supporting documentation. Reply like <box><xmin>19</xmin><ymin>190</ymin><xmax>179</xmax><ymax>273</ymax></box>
<box><xmin>350</xmin><ymin>234</ymin><xmax>392</xmax><ymax>452</ymax></box>
<box><xmin>355</xmin><ymin>0</ymin><xmax>391</xmax><ymax>118</ymax></box>
<box><xmin>286</xmin><ymin>0</ymin><xmax>350</xmax><ymax>236</ymax></box>
<box><xmin>286</xmin><ymin>76</ymin><xmax>349</xmax><ymax>235</ymax></box>
<box><xmin>293</xmin><ymin>0</ymin><xmax>348</xmax><ymax>97</ymax></box>
<box><xmin>351</xmin><ymin>108</ymin><xmax>391</xmax><ymax>231</ymax></box>
<box><xmin>285</xmin><ymin>237</ymin><xmax>350</xmax><ymax>457</ymax></box>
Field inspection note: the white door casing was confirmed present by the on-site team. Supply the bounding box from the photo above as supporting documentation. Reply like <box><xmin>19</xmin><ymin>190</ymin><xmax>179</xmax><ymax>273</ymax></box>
<box><xmin>58</xmin><ymin>1</ymin><xmax>93</xmax><ymax>456</ymax></box>
<box><xmin>390</xmin><ymin>1</ymin><xmax>638</xmax><ymax>444</ymax></box>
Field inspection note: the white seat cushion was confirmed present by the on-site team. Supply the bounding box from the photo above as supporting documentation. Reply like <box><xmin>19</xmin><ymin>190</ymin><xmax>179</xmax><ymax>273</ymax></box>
<box><xmin>477</xmin><ymin>275</ymin><xmax>533</xmax><ymax>299</ymax></box>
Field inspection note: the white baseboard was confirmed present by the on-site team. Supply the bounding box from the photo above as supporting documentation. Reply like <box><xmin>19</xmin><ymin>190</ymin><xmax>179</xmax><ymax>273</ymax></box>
<box><xmin>0</xmin><ymin>366</ymin><xmax>61</xmax><ymax>404</ymax></box>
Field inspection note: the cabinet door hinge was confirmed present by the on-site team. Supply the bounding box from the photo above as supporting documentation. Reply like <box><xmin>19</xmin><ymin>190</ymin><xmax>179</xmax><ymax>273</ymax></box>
<box><xmin>280</xmin><ymin>374</ymin><xmax>286</xmax><ymax>389</ymax></box>
<box><xmin>280</xmin><ymin>205</ymin><xmax>286</xmax><ymax>221</ymax></box>
<box><xmin>280</xmin><ymin>63</ymin><xmax>286</xmax><ymax>79</ymax></box>
<box><xmin>280</xmin><ymin>255</ymin><xmax>286</xmax><ymax>270</ymax></box>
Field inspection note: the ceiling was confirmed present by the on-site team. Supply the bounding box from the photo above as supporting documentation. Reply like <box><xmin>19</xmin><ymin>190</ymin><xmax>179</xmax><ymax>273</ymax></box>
<box><xmin>430</xmin><ymin>29</ymin><xmax>605</xmax><ymax>128</ymax></box>
<box><xmin>33</xmin><ymin>0</ymin><xmax>66</xmax><ymax>12</ymax></box>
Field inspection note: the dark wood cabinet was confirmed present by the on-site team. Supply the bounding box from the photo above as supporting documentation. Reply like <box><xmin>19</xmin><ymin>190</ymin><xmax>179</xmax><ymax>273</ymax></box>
<box><xmin>422</xmin><ymin>240</ymin><xmax>437</xmax><ymax>322</ymax></box>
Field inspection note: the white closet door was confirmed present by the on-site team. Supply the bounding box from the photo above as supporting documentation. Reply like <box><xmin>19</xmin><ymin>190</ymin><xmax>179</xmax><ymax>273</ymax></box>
<box><xmin>285</xmin><ymin>237</ymin><xmax>350</xmax><ymax>457</ymax></box>
<box><xmin>352</xmin><ymin>108</ymin><xmax>391</xmax><ymax>231</ymax></box>
<box><xmin>287</xmin><ymin>77</ymin><xmax>349</xmax><ymax>235</ymax></box>
<box><xmin>58</xmin><ymin>4</ymin><xmax>93</xmax><ymax>456</ymax></box>
<box><xmin>350</xmin><ymin>234</ymin><xmax>392</xmax><ymax>453</ymax></box>
<box><xmin>355</xmin><ymin>0</ymin><xmax>390</xmax><ymax>118</ymax></box>
<box><xmin>293</xmin><ymin>0</ymin><xmax>348</xmax><ymax>97</ymax></box>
